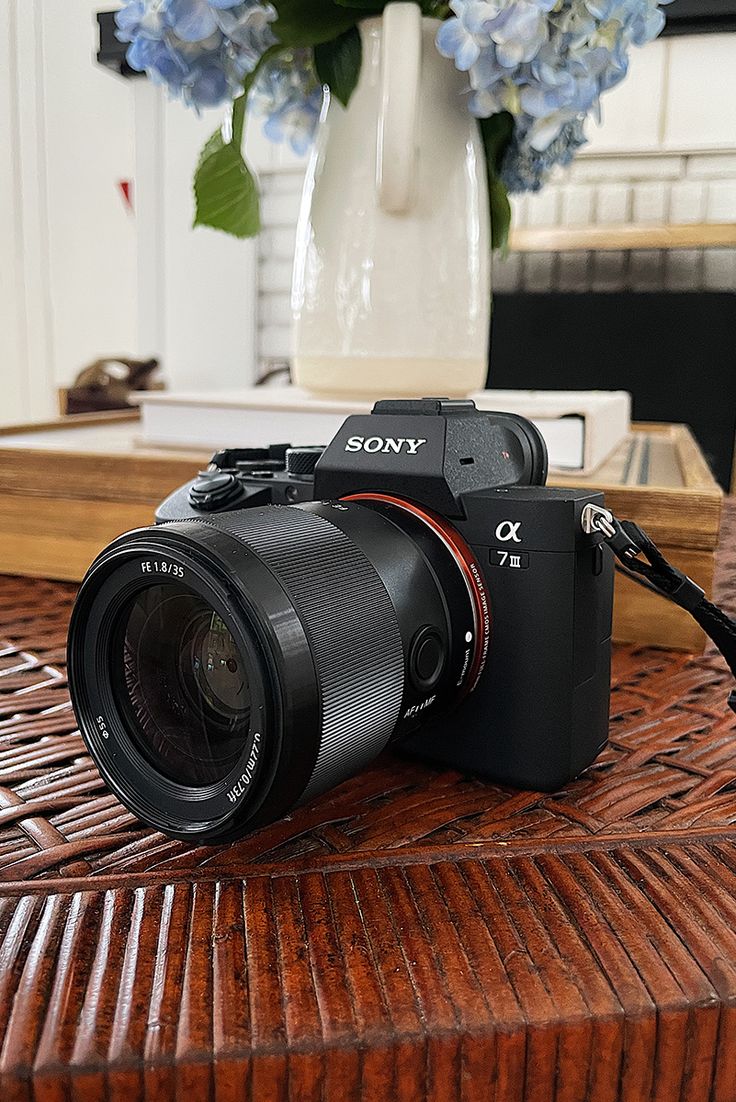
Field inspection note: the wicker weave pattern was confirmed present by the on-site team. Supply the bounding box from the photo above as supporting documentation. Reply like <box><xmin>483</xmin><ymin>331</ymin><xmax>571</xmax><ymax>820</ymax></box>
<box><xmin>1</xmin><ymin>508</ymin><xmax>736</xmax><ymax>1100</ymax></box>
<box><xmin>0</xmin><ymin>506</ymin><xmax>734</xmax><ymax>884</ymax></box>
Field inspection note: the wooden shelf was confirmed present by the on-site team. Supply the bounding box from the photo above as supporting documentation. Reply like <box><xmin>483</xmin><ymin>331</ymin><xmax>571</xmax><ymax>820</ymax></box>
<box><xmin>509</xmin><ymin>221</ymin><xmax>736</xmax><ymax>253</ymax></box>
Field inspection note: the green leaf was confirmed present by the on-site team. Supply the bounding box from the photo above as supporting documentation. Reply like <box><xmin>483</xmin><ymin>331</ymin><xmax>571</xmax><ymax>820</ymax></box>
<box><xmin>478</xmin><ymin>111</ymin><xmax>514</xmax><ymax>173</ymax></box>
<box><xmin>477</xmin><ymin>112</ymin><xmax>514</xmax><ymax>252</ymax></box>
<box><xmin>193</xmin><ymin>129</ymin><xmax>261</xmax><ymax>238</ymax></box>
<box><xmin>488</xmin><ymin>174</ymin><xmax>511</xmax><ymax>254</ymax></box>
<box><xmin>272</xmin><ymin>0</ymin><xmax>370</xmax><ymax>45</ymax></box>
<box><xmin>314</xmin><ymin>26</ymin><xmax>362</xmax><ymax>107</ymax></box>
<box><xmin>418</xmin><ymin>0</ymin><xmax>451</xmax><ymax>14</ymax></box>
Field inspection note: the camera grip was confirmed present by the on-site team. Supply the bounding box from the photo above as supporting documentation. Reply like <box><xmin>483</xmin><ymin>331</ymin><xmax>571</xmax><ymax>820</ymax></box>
<box><xmin>402</xmin><ymin>497</ymin><xmax>614</xmax><ymax>791</ymax></box>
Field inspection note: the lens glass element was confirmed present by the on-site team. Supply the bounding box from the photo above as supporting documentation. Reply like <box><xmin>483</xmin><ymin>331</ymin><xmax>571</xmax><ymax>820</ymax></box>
<box><xmin>115</xmin><ymin>583</ymin><xmax>251</xmax><ymax>787</ymax></box>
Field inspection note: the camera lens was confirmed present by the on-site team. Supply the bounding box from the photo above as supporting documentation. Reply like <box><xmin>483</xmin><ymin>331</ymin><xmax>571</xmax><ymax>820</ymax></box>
<box><xmin>116</xmin><ymin>585</ymin><xmax>249</xmax><ymax>787</ymax></box>
<box><xmin>68</xmin><ymin>499</ymin><xmax>487</xmax><ymax>843</ymax></box>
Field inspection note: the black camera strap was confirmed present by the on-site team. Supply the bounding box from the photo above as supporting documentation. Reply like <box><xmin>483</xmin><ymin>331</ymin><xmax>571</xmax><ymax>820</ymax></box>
<box><xmin>583</xmin><ymin>505</ymin><xmax>736</xmax><ymax>715</ymax></box>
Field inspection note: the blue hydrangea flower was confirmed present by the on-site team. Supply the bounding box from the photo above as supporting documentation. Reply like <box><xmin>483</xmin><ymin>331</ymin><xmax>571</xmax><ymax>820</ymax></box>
<box><xmin>116</xmin><ymin>0</ymin><xmax>277</xmax><ymax>110</ymax></box>
<box><xmin>489</xmin><ymin>1</ymin><xmax>551</xmax><ymax>67</ymax></box>
<box><xmin>586</xmin><ymin>0</ymin><xmax>667</xmax><ymax>42</ymax></box>
<box><xmin>438</xmin><ymin>0</ymin><xmax>672</xmax><ymax>191</ymax></box>
<box><xmin>166</xmin><ymin>0</ymin><xmax>220</xmax><ymax>43</ymax></box>
<box><xmin>115</xmin><ymin>2</ymin><xmax>161</xmax><ymax>42</ymax></box>
<box><xmin>437</xmin><ymin>2</ymin><xmax>503</xmax><ymax>71</ymax></box>
<box><xmin>250</xmin><ymin>51</ymin><xmax>323</xmax><ymax>156</ymax></box>
<box><xmin>118</xmin><ymin>0</ymin><xmax>672</xmax><ymax>194</ymax></box>
<box><xmin>500</xmin><ymin>117</ymin><xmax>587</xmax><ymax>191</ymax></box>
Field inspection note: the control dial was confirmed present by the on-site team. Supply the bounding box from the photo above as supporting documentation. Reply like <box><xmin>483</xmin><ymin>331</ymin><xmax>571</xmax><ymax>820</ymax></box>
<box><xmin>188</xmin><ymin>471</ymin><xmax>246</xmax><ymax>512</ymax></box>
<box><xmin>286</xmin><ymin>447</ymin><xmax>323</xmax><ymax>480</ymax></box>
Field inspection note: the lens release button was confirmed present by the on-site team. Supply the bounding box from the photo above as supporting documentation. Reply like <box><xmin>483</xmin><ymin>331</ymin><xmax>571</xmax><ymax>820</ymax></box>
<box><xmin>409</xmin><ymin>628</ymin><xmax>445</xmax><ymax>691</ymax></box>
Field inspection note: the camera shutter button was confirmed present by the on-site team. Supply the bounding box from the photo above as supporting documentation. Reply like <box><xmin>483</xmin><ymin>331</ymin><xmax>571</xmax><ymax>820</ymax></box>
<box><xmin>408</xmin><ymin>627</ymin><xmax>445</xmax><ymax>692</ymax></box>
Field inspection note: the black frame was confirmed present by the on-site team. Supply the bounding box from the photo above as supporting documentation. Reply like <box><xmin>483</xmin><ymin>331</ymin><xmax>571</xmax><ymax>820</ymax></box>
<box><xmin>487</xmin><ymin>292</ymin><xmax>736</xmax><ymax>492</ymax></box>
<box><xmin>663</xmin><ymin>0</ymin><xmax>736</xmax><ymax>35</ymax></box>
<box><xmin>97</xmin><ymin>11</ymin><xmax>142</xmax><ymax>77</ymax></box>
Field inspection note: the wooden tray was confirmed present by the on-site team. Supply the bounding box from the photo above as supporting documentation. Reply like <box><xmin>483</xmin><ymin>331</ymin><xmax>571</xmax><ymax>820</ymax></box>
<box><xmin>0</xmin><ymin>413</ymin><xmax>206</xmax><ymax>582</ymax></box>
<box><xmin>0</xmin><ymin>415</ymin><xmax>722</xmax><ymax>650</ymax></box>
<box><xmin>554</xmin><ymin>423</ymin><xmax>723</xmax><ymax>651</ymax></box>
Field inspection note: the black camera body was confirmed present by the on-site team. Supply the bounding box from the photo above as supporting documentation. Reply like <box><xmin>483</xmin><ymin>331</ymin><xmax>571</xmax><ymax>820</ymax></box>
<box><xmin>157</xmin><ymin>398</ymin><xmax>613</xmax><ymax>793</ymax></box>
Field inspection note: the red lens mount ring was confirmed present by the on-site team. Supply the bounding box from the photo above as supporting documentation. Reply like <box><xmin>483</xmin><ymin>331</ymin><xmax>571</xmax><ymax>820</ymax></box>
<box><xmin>342</xmin><ymin>493</ymin><xmax>490</xmax><ymax>696</ymax></box>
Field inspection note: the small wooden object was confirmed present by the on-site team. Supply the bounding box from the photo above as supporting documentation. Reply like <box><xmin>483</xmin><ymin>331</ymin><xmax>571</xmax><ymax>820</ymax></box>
<box><xmin>0</xmin><ymin>502</ymin><xmax>735</xmax><ymax>1099</ymax></box>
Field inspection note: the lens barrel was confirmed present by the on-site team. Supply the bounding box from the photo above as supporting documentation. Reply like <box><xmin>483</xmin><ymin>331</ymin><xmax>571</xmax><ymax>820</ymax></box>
<box><xmin>68</xmin><ymin>500</ymin><xmax>484</xmax><ymax>842</ymax></box>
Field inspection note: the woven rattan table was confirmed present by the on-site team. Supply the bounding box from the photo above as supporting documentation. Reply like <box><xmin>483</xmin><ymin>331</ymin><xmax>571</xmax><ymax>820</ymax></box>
<box><xmin>1</xmin><ymin>506</ymin><xmax>736</xmax><ymax>1101</ymax></box>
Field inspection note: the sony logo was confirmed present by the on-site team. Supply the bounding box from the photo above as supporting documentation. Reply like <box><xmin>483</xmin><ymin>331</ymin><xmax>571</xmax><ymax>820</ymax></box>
<box><xmin>344</xmin><ymin>435</ymin><xmax>427</xmax><ymax>456</ymax></box>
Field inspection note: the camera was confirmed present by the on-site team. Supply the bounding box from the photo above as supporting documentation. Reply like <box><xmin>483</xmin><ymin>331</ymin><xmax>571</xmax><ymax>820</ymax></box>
<box><xmin>67</xmin><ymin>398</ymin><xmax>613</xmax><ymax>843</ymax></box>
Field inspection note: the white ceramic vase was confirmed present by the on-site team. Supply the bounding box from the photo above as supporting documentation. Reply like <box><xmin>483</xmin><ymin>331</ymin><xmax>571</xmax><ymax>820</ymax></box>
<box><xmin>291</xmin><ymin>3</ymin><xmax>491</xmax><ymax>399</ymax></box>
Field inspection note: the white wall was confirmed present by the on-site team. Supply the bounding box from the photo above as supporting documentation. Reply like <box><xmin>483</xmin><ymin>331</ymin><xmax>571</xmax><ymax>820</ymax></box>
<box><xmin>0</xmin><ymin>1</ymin><xmax>57</xmax><ymax>424</ymax></box>
<box><xmin>133</xmin><ymin>80</ymin><xmax>262</xmax><ymax>392</ymax></box>
<box><xmin>582</xmin><ymin>33</ymin><xmax>736</xmax><ymax>155</ymax></box>
<box><xmin>42</xmin><ymin>1</ymin><xmax>139</xmax><ymax>392</ymax></box>
<box><xmin>0</xmin><ymin>0</ymin><xmax>261</xmax><ymax>427</ymax></box>
<box><xmin>157</xmin><ymin>96</ymin><xmax>260</xmax><ymax>392</ymax></box>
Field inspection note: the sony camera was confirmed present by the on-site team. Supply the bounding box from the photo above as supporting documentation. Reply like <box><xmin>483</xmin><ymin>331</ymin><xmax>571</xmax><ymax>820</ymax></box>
<box><xmin>67</xmin><ymin>399</ymin><xmax>614</xmax><ymax>843</ymax></box>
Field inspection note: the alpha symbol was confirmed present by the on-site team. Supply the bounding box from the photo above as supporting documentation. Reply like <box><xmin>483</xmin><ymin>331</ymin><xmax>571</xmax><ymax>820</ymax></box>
<box><xmin>495</xmin><ymin>520</ymin><xmax>522</xmax><ymax>543</ymax></box>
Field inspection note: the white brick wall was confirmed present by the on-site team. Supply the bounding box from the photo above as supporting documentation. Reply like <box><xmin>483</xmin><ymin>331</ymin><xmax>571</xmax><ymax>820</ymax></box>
<box><xmin>255</xmin><ymin>33</ymin><xmax>736</xmax><ymax>371</ymax></box>
<box><xmin>491</xmin><ymin>150</ymin><xmax>736</xmax><ymax>297</ymax></box>
<box><xmin>257</xmin><ymin>171</ymin><xmax>301</xmax><ymax>363</ymax></box>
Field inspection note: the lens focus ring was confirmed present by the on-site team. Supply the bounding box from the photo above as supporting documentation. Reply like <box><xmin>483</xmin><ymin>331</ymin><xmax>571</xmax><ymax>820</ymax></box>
<box><xmin>200</xmin><ymin>506</ymin><xmax>405</xmax><ymax>799</ymax></box>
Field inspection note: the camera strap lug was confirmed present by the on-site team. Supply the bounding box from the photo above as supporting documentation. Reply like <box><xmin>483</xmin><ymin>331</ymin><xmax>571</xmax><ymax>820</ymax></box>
<box><xmin>583</xmin><ymin>506</ymin><xmax>736</xmax><ymax>716</ymax></box>
<box><xmin>582</xmin><ymin>504</ymin><xmax>641</xmax><ymax>558</ymax></box>
<box><xmin>581</xmin><ymin>503</ymin><xmax>615</xmax><ymax>539</ymax></box>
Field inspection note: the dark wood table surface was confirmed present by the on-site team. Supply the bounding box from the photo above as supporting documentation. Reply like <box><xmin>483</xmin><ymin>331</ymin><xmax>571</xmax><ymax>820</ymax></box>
<box><xmin>1</xmin><ymin>506</ymin><xmax>736</xmax><ymax>1102</ymax></box>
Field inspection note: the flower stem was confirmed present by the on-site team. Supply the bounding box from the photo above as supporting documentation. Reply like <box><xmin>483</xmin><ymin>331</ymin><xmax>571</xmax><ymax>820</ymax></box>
<box><xmin>231</xmin><ymin>43</ymin><xmax>283</xmax><ymax>149</ymax></box>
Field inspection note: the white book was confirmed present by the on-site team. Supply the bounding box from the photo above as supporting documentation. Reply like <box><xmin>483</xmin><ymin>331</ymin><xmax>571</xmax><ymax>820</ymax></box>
<box><xmin>136</xmin><ymin>387</ymin><xmax>631</xmax><ymax>475</ymax></box>
<box><xmin>473</xmin><ymin>389</ymin><xmax>631</xmax><ymax>473</ymax></box>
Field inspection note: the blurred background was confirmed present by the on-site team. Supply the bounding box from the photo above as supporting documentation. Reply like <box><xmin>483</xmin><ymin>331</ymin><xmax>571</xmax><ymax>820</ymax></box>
<box><xmin>1</xmin><ymin>1</ymin><xmax>735</xmax><ymax>480</ymax></box>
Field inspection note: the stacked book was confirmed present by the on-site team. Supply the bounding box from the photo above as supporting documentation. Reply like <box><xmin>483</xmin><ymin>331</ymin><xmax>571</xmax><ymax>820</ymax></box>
<box><xmin>134</xmin><ymin>387</ymin><xmax>632</xmax><ymax>477</ymax></box>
